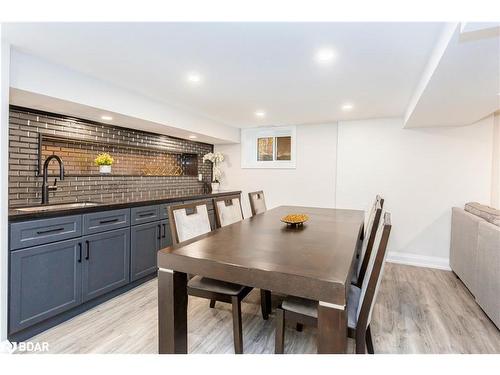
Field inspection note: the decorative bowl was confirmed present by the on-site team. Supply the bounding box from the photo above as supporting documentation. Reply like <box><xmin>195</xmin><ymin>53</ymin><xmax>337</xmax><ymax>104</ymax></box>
<box><xmin>281</xmin><ymin>214</ymin><xmax>309</xmax><ymax>227</ymax></box>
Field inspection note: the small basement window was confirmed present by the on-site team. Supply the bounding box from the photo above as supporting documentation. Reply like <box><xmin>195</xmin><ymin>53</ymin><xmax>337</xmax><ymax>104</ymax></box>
<box><xmin>241</xmin><ymin>126</ymin><xmax>296</xmax><ymax>169</ymax></box>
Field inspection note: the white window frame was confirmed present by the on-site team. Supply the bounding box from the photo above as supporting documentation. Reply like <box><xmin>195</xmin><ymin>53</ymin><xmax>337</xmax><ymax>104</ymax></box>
<box><xmin>241</xmin><ymin>126</ymin><xmax>296</xmax><ymax>169</ymax></box>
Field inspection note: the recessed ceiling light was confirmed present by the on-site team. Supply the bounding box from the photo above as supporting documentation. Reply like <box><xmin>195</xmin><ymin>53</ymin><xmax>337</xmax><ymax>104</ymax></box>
<box><xmin>315</xmin><ymin>48</ymin><xmax>336</xmax><ymax>64</ymax></box>
<box><xmin>188</xmin><ymin>135</ymin><xmax>197</xmax><ymax>139</ymax></box>
<box><xmin>255</xmin><ymin>110</ymin><xmax>266</xmax><ymax>118</ymax></box>
<box><xmin>341</xmin><ymin>103</ymin><xmax>354</xmax><ymax>111</ymax></box>
<box><xmin>187</xmin><ymin>72</ymin><xmax>202</xmax><ymax>84</ymax></box>
<box><xmin>101</xmin><ymin>115</ymin><xmax>113</xmax><ymax>121</ymax></box>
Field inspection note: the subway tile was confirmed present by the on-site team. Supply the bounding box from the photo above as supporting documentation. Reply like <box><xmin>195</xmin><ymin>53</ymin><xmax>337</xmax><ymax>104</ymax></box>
<box><xmin>9</xmin><ymin>108</ymin><xmax>213</xmax><ymax>205</ymax></box>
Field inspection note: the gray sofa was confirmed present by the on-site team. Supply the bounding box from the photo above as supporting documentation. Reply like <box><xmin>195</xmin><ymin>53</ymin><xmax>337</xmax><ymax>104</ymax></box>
<box><xmin>450</xmin><ymin>203</ymin><xmax>500</xmax><ymax>329</ymax></box>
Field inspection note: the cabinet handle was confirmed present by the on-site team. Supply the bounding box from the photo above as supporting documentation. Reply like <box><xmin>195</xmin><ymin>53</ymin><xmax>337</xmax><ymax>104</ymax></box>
<box><xmin>157</xmin><ymin>224</ymin><xmax>161</xmax><ymax>240</ymax></box>
<box><xmin>36</xmin><ymin>227</ymin><xmax>65</xmax><ymax>235</ymax></box>
<box><xmin>162</xmin><ymin>223</ymin><xmax>167</xmax><ymax>238</ymax></box>
<box><xmin>99</xmin><ymin>218</ymin><xmax>119</xmax><ymax>225</ymax></box>
<box><xmin>78</xmin><ymin>243</ymin><xmax>82</xmax><ymax>263</ymax></box>
<box><xmin>85</xmin><ymin>240</ymin><xmax>90</xmax><ymax>260</ymax></box>
<box><xmin>138</xmin><ymin>212</ymin><xmax>155</xmax><ymax>218</ymax></box>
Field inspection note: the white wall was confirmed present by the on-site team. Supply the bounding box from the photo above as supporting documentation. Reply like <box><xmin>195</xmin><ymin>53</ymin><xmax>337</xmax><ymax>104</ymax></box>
<box><xmin>0</xmin><ymin>29</ymin><xmax>10</xmax><ymax>343</ymax></box>
<box><xmin>215</xmin><ymin>123</ymin><xmax>338</xmax><ymax>218</ymax></box>
<box><xmin>491</xmin><ymin>113</ymin><xmax>500</xmax><ymax>209</ymax></box>
<box><xmin>336</xmin><ymin>117</ymin><xmax>493</xmax><ymax>269</ymax></box>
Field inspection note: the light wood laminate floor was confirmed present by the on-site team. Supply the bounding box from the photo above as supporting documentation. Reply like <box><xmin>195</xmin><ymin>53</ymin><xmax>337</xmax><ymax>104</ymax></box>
<box><xmin>23</xmin><ymin>264</ymin><xmax>500</xmax><ymax>354</ymax></box>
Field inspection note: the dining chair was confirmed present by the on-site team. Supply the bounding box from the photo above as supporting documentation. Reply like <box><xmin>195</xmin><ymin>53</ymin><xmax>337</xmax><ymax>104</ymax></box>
<box><xmin>213</xmin><ymin>194</ymin><xmax>273</xmax><ymax>320</ymax></box>
<box><xmin>168</xmin><ymin>201</ymin><xmax>252</xmax><ymax>353</ymax></box>
<box><xmin>248</xmin><ymin>190</ymin><xmax>267</xmax><ymax>216</ymax></box>
<box><xmin>213</xmin><ymin>194</ymin><xmax>244</xmax><ymax>227</ymax></box>
<box><xmin>275</xmin><ymin>211</ymin><xmax>392</xmax><ymax>354</ymax></box>
<box><xmin>352</xmin><ymin>195</ymin><xmax>384</xmax><ymax>287</ymax></box>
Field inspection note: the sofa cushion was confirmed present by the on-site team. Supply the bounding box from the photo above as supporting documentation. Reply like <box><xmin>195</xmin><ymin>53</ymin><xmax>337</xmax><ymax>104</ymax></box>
<box><xmin>465</xmin><ymin>202</ymin><xmax>500</xmax><ymax>227</ymax></box>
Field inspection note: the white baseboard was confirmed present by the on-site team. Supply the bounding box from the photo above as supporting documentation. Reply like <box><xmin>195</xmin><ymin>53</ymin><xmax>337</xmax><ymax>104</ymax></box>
<box><xmin>387</xmin><ymin>251</ymin><xmax>451</xmax><ymax>271</ymax></box>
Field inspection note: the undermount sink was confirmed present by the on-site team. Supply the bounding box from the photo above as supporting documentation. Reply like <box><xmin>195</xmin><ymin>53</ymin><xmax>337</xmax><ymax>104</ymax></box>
<box><xmin>14</xmin><ymin>202</ymin><xmax>101</xmax><ymax>213</ymax></box>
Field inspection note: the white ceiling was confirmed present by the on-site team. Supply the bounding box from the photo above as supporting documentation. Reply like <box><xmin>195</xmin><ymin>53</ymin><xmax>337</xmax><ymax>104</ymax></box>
<box><xmin>405</xmin><ymin>23</ymin><xmax>500</xmax><ymax>128</ymax></box>
<box><xmin>4</xmin><ymin>22</ymin><xmax>444</xmax><ymax>128</ymax></box>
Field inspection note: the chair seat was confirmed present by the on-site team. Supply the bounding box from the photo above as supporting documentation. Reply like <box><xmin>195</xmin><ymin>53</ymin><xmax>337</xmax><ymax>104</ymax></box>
<box><xmin>281</xmin><ymin>285</ymin><xmax>362</xmax><ymax>329</ymax></box>
<box><xmin>351</xmin><ymin>273</ymin><xmax>358</xmax><ymax>284</ymax></box>
<box><xmin>281</xmin><ymin>296</ymin><xmax>318</xmax><ymax>318</ymax></box>
<box><xmin>351</xmin><ymin>256</ymin><xmax>360</xmax><ymax>284</ymax></box>
<box><xmin>188</xmin><ymin>276</ymin><xmax>245</xmax><ymax>295</ymax></box>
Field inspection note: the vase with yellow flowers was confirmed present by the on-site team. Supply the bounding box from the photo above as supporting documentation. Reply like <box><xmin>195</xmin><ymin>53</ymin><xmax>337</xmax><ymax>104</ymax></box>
<box><xmin>94</xmin><ymin>153</ymin><xmax>114</xmax><ymax>174</ymax></box>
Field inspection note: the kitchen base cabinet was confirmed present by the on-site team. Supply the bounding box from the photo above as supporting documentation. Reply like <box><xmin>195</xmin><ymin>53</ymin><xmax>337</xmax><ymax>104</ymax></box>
<box><xmin>130</xmin><ymin>219</ymin><xmax>172</xmax><ymax>282</ymax></box>
<box><xmin>9</xmin><ymin>273</ymin><xmax>156</xmax><ymax>343</ymax></box>
<box><xmin>82</xmin><ymin>228</ymin><xmax>130</xmax><ymax>302</ymax></box>
<box><xmin>9</xmin><ymin>238</ymin><xmax>82</xmax><ymax>334</ymax></box>
<box><xmin>8</xmin><ymin>192</ymin><xmax>240</xmax><ymax>340</ymax></box>
<box><xmin>160</xmin><ymin>219</ymin><xmax>172</xmax><ymax>249</ymax></box>
<box><xmin>130</xmin><ymin>221</ymin><xmax>161</xmax><ymax>282</ymax></box>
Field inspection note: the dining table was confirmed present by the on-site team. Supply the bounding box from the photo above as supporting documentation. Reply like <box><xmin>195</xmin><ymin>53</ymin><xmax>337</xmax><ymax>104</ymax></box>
<box><xmin>157</xmin><ymin>205</ymin><xmax>365</xmax><ymax>354</ymax></box>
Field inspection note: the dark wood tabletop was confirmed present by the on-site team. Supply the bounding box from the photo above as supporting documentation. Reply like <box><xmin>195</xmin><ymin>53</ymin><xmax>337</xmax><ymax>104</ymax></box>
<box><xmin>157</xmin><ymin>205</ymin><xmax>365</xmax><ymax>354</ymax></box>
<box><xmin>158</xmin><ymin>206</ymin><xmax>364</xmax><ymax>303</ymax></box>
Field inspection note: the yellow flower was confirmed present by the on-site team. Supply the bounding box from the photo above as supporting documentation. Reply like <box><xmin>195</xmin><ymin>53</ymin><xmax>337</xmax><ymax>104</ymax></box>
<box><xmin>94</xmin><ymin>153</ymin><xmax>114</xmax><ymax>166</ymax></box>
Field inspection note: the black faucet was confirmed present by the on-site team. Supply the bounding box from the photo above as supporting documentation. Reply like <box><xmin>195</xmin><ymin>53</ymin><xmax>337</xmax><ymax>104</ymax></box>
<box><xmin>41</xmin><ymin>155</ymin><xmax>65</xmax><ymax>204</ymax></box>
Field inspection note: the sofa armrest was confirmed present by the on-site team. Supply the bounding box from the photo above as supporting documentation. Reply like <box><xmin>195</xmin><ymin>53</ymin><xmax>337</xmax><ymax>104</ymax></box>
<box><xmin>450</xmin><ymin>207</ymin><xmax>482</xmax><ymax>295</ymax></box>
<box><xmin>475</xmin><ymin>221</ymin><xmax>500</xmax><ymax>329</ymax></box>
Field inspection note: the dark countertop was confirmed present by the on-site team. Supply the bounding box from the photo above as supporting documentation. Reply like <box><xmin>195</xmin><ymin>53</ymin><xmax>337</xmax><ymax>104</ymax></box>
<box><xmin>8</xmin><ymin>190</ymin><xmax>241</xmax><ymax>222</ymax></box>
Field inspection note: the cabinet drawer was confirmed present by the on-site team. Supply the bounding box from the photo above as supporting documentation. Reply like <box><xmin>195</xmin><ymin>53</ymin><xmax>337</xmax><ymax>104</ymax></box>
<box><xmin>131</xmin><ymin>205</ymin><xmax>160</xmax><ymax>225</ymax></box>
<box><xmin>159</xmin><ymin>202</ymin><xmax>180</xmax><ymax>219</ymax></box>
<box><xmin>83</xmin><ymin>209</ymin><xmax>130</xmax><ymax>235</ymax></box>
<box><xmin>10</xmin><ymin>215</ymin><xmax>82</xmax><ymax>251</ymax></box>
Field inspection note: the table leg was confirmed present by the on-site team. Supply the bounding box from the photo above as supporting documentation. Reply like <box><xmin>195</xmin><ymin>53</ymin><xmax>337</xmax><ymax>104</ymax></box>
<box><xmin>158</xmin><ymin>268</ymin><xmax>188</xmax><ymax>354</ymax></box>
<box><xmin>317</xmin><ymin>301</ymin><xmax>347</xmax><ymax>354</ymax></box>
<box><xmin>260</xmin><ymin>289</ymin><xmax>272</xmax><ymax>320</ymax></box>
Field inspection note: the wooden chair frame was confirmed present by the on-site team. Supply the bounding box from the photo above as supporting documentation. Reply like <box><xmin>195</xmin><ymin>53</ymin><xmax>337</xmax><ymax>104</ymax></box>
<box><xmin>212</xmin><ymin>194</ymin><xmax>245</xmax><ymax>228</ymax></box>
<box><xmin>275</xmin><ymin>213</ymin><xmax>392</xmax><ymax>354</ymax></box>
<box><xmin>167</xmin><ymin>200</ymin><xmax>269</xmax><ymax>353</ymax></box>
<box><xmin>355</xmin><ymin>196</ymin><xmax>384</xmax><ymax>287</ymax></box>
<box><xmin>168</xmin><ymin>200</ymin><xmax>213</xmax><ymax>246</ymax></box>
<box><xmin>213</xmin><ymin>194</ymin><xmax>273</xmax><ymax>321</ymax></box>
<box><xmin>248</xmin><ymin>190</ymin><xmax>266</xmax><ymax>216</ymax></box>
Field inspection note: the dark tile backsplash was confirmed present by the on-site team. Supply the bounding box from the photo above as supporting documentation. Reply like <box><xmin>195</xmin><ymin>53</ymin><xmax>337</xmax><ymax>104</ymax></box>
<box><xmin>9</xmin><ymin>107</ymin><xmax>213</xmax><ymax>207</ymax></box>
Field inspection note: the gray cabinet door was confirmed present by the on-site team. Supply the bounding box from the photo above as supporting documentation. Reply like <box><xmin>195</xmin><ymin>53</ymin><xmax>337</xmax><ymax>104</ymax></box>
<box><xmin>82</xmin><ymin>228</ymin><xmax>130</xmax><ymax>302</ymax></box>
<box><xmin>159</xmin><ymin>219</ymin><xmax>172</xmax><ymax>249</ymax></box>
<box><xmin>9</xmin><ymin>238</ymin><xmax>82</xmax><ymax>334</ymax></box>
<box><xmin>130</xmin><ymin>221</ymin><xmax>160</xmax><ymax>281</ymax></box>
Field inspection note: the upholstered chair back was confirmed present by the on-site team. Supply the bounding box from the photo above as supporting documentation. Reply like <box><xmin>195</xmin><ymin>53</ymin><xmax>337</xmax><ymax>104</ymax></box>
<box><xmin>214</xmin><ymin>196</ymin><xmax>243</xmax><ymax>227</ymax></box>
<box><xmin>356</xmin><ymin>200</ymin><xmax>383</xmax><ymax>277</ymax></box>
<box><xmin>169</xmin><ymin>202</ymin><xmax>212</xmax><ymax>244</ymax></box>
<box><xmin>248</xmin><ymin>191</ymin><xmax>267</xmax><ymax>216</ymax></box>
<box><xmin>365</xmin><ymin>195</ymin><xmax>384</xmax><ymax>237</ymax></box>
